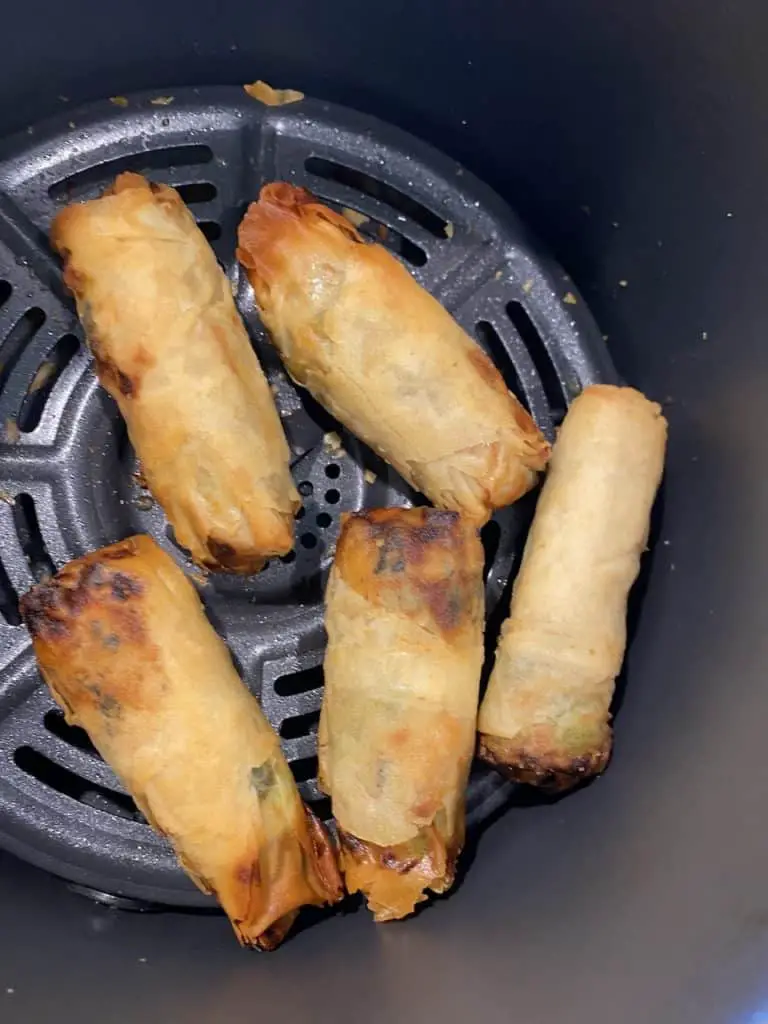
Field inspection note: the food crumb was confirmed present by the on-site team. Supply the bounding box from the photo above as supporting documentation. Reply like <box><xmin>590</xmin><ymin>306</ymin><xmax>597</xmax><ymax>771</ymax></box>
<box><xmin>187</xmin><ymin>568</ymin><xmax>209</xmax><ymax>587</ymax></box>
<box><xmin>244</xmin><ymin>80</ymin><xmax>304</xmax><ymax>106</ymax></box>
<box><xmin>602</xmin><ymin>334</ymin><xmax>609</xmax><ymax>342</ymax></box>
<box><xmin>618</xmin><ymin>279</ymin><xmax>628</xmax><ymax>288</ymax></box>
<box><xmin>6</xmin><ymin>988</ymin><xmax>14</xmax><ymax>995</ymax></box>
<box><xmin>323</xmin><ymin>431</ymin><xmax>345</xmax><ymax>457</ymax></box>
<box><xmin>28</xmin><ymin>360</ymin><xmax>56</xmax><ymax>394</ymax></box>
<box><xmin>726</xmin><ymin>211</ymin><xmax>734</xmax><ymax>218</ymax></box>
<box><xmin>444</xmin><ymin>222</ymin><xmax>454</xmax><ymax>239</ymax></box>
<box><xmin>563</xmin><ymin>292</ymin><xmax>577</xmax><ymax>305</ymax></box>
<box><xmin>702</xmin><ymin>331</ymin><xmax>708</xmax><ymax>341</ymax></box>
<box><xmin>341</xmin><ymin>208</ymin><xmax>368</xmax><ymax>228</ymax></box>
<box><xmin>611</xmin><ymin>221</ymin><xmax>620</xmax><ymax>228</ymax></box>
<box><xmin>5</xmin><ymin>418</ymin><xmax>20</xmax><ymax>443</ymax></box>
<box><xmin>68</xmin><ymin>121</ymin><xmax>76</xmax><ymax>130</ymax></box>
<box><xmin>363</xmin><ymin>469</ymin><xmax>377</xmax><ymax>484</ymax></box>
<box><xmin>522</xmin><ymin>279</ymin><xmax>534</xmax><ymax>294</ymax></box>
<box><xmin>138</xmin><ymin>957</ymin><xmax>147</xmax><ymax>964</ymax></box>
<box><xmin>110</xmin><ymin>96</ymin><xmax>129</xmax><ymax>108</ymax></box>
<box><xmin>150</xmin><ymin>96</ymin><xmax>174</xmax><ymax>106</ymax></box>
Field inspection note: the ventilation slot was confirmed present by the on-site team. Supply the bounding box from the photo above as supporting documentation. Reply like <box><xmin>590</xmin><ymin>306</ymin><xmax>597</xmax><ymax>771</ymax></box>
<box><xmin>280</xmin><ymin>708</ymin><xmax>321</xmax><ymax>740</ymax></box>
<box><xmin>13</xmin><ymin>493</ymin><xmax>56</xmax><ymax>583</ymax></box>
<box><xmin>13</xmin><ymin>747</ymin><xmax>142</xmax><ymax>821</ymax></box>
<box><xmin>474</xmin><ymin>320</ymin><xmax>528</xmax><ymax>407</ymax></box>
<box><xmin>48</xmin><ymin>145</ymin><xmax>215</xmax><ymax>201</ymax></box>
<box><xmin>0</xmin><ymin>555</ymin><xmax>20</xmax><ymax>626</ymax></box>
<box><xmin>274</xmin><ymin>665</ymin><xmax>323</xmax><ymax>698</ymax></box>
<box><xmin>290</xmin><ymin>754</ymin><xmax>318</xmax><ymax>784</ymax></box>
<box><xmin>175</xmin><ymin>181</ymin><xmax>217</xmax><ymax>205</ymax></box>
<box><xmin>44</xmin><ymin>709</ymin><xmax>100</xmax><ymax>758</ymax></box>
<box><xmin>0</xmin><ymin>308</ymin><xmax>47</xmax><ymax>394</ymax></box>
<box><xmin>481</xmin><ymin>520</ymin><xmax>501</xmax><ymax>582</ymax></box>
<box><xmin>349</xmin><ymin>215</ymin><xmax>426</xmax><ymax>266</ymax></box>
<box><xmin>306</xmin><ymin>795</ymin><xmax>332</xmax><ymax>822</ymax></box>
<box><xmin>17</xmin><ymin>334</ymin><xmax>80</xmax><ymax>433</ymax></box>
<box><xmin>305</xmin><ymin>156</ymin><xmax>449</xmax><ymax>238</ymax></box>
<box><xmin>506</xmin><ymin>302</ymin><xmax>568</xmax><ymax>423</ymax></box>
<box><xmin>197</xmin><ymin>221</ymin><xmax>222</xmax><ymax>242</ymax></box>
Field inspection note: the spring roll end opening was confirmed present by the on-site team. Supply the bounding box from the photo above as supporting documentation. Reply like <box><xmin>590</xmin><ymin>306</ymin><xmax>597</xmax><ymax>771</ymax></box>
<box><xmin>478</xmin><ymin>730</ymin><xmax>612</xmax><ymax>793</ymax></box>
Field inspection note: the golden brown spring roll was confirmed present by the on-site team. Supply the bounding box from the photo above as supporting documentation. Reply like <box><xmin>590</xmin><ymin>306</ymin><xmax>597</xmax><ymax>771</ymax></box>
<box><xmin>237</xmin><ymin>183</ymin><xmax>549</xmax><ymax>524</ymax></box>
<box><xmin>51</xmin><ymin>173</ymin><xmax>299</xmax><ymax>573</ymax></box>
<box><xmin>478</xmin><ymin>385</ymin><xmax>667</xmax><ymax>790</ymax></box>
<box><xmin>19</xmin><ymin>535</ymin><xmax>342</xmax><ymax>949</ymax></box>
<box><xmin>319</xmin><ymin>508</ymin><xmax>484</xmax><ymax>920</ymax></box>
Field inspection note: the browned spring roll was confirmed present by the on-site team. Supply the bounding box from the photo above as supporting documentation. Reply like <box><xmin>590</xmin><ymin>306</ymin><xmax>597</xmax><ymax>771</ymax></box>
<box><xmin>51</xmin><ymin>173</ymin><xmax>299</xmax><ymax>573</ymax></box>
<box><xmin>319</xmin><ymin>508</ymin><xmax>484</xmax><ymax>920</ymax></box>
<box><xmin>20</xmin><ymin>535</ymin><xmax>342</xmax><ymax>949</ymax></box>
<box><xmin>237</xmin><ymin>183</ymin><xmax>549</xmax><ymax>524</ymax></box>
<box><xmin>478</xmin><ymin>385</ymin><xmax>667</xmax><ymax>790</ymax></box>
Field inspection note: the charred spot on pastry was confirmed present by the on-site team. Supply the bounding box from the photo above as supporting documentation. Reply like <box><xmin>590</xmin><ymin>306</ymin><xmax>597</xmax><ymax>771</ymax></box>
<box><xmin>374</xmin><ymin>532</ymin><xmax>406</xmax><ymax>574</ymax></box>
<box><xmin>250</xmin><ymin>760</ymin><xmax>276</xmax><ymax>796</ymax></box>
<box><xmin>207</xmin><ymin>537</ymin><xmax>239</xmax><ymax>569</ymax></box>
<box><xmin>110</xmin><ymin>572</ymin><xmax>143</xmax><ymax>601</ymax></box>
<box><xmin>477</xmin><ymin>732</ymin><xmax>611</xmax><ymax>792</ymax></box>
<box><xmin>116</xmin><ymin>369</ymin><xmax>135</xmax><ymax>397</ymax></box>
<box><xmin>415</xmin><ymin>580</ymin><xmax>464</xmax><ymax>633</ymax></box>
<box><xmin>19</xmin><ymin>584</ymin><xmax>69</xmax><ymax>640</ymax></box>
<box><xmin>85</xmin><ymin>682</ymin><xmax>122</xmax><ymax>719</ymax></box>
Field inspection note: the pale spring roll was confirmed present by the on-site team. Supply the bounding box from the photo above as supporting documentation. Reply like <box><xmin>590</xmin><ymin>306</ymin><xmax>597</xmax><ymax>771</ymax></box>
<box><xmin>319</xmin><ymin>508</ymin><xmax>485</xmax><ymax>920</ymax></box>
<box><xmin>51</xmin><ymin>173</ymin><xmax>299</xmax><ymax>573</ymax></box>
<box><xmin>20</xmin><ymin>535</ymin><xmax>343</xmax><ymax>949</ymax></box>
<box><xmin>478</xmin><ymin>385</ymin><xmax>667</xmax><ymax>790</ymax></box>
<box><xmin>237</xmin><ymin>183</ymin><xmax>550</xmax><ymax>524</ymax></box>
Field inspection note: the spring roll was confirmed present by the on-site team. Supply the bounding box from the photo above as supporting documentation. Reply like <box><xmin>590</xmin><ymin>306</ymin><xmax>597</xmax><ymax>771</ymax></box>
<box><xmin>478</xmin><ymin>385</ymin><xmax>667</xmax><ymax>790</ymax></box>
<box><xmin>51</xmin><ymin>173</ymin><xmax>299</xmax><ymax>573</ymax></box>
<box><xmin>237</xmin><ymin>183</ymin><xmax>549</xmax><ymax>524</ymax></box>
<box><xmin>19</xmin><ymin>535</ymin><xmax>342</xmax><ymax>949</ymax></box>
<box><xmin>319</xmin><ymin>508</ymin><xmax>484</xmax><ymax>920</ymax></box>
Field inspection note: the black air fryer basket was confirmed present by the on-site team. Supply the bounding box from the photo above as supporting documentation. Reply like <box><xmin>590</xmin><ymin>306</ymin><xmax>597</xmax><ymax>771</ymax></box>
<box><xmin>0</xmin><ymin>87</ymin><xmax>615</xmax><ymax>907</ymax></box>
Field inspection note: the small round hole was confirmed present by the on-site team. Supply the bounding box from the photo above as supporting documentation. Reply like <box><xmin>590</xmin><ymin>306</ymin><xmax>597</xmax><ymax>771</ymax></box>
<box><xmin>280</xmin><ymin>551</ymin><xmax>296</xmax><ymax>564</ymax></box>
<box><xmin>296</xmin><ymin>506</ymin><xmax>306</xmax><ymax>521</ymax></box>
<box><xmin>325</xmin><ymin>489</ymin><xmax>340</xmax><ymax>504</ymax></box>
<box><xmin>325</xmin><ymin>464</ymin><xmax>341</xmax><ymax>479</ymax></box>
<box><xmin>301</xmin><ymin>533</ymin><xmax>318</xmax><ymax>549</ymax></box>
<box><xmin>298</xmin><ymin>481</ymin><xmax>313</xmax><ymax>497</ymax></box>
<box><xmin>316</xmin><ymin>512</ymin><xmax>332</xmax><ymax>529</ymax></box>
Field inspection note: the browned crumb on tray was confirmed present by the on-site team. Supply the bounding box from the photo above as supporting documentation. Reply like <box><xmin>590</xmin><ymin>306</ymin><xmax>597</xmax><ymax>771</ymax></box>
<box><xmin>244</xmin><ymin>81</ymin><xmax>305</xmax><ymax>106</ymax></box>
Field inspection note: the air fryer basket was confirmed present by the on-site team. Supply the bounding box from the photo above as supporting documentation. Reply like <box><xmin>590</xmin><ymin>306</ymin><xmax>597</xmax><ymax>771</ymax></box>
<box><xmin>0</xmin><ymin>87</ymin><xmax>615</xmax><ymax>907</ymax></box>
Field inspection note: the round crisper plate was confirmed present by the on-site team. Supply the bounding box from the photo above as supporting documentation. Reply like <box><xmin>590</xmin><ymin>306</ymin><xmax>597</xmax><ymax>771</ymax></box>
<box><xmin>0</xmin><ymin>86</ymin><xmax>616</xmax><ymax>908</ymax></box>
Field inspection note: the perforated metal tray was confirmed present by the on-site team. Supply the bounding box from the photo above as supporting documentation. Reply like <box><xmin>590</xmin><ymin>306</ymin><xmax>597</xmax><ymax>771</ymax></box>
<box><xmin>0</xmin><ymin>86</ymin><xmax>616</xmax><ymax>908</ymax></box>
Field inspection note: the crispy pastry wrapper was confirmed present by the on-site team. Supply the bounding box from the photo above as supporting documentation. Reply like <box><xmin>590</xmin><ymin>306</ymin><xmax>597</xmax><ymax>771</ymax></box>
<box><xmin>237</xmin><ymin>183</ymin><xmax>549</xmax><ymax>524</ymax></box>
<box><xmin>19</xmin><ymin>535</ymin><xmax>342</xmax><ymax>949</ymax></box>
<box><xmin>319</xmin><ymin>508</ymin><xmax>484</xmax><ymax>920</ymax></box>
<box><xmin>51</xmin><ymin>173</ymin><xmax>299</xmax><ymax>573</ymax></box>
<box><xmin>478</xmin><ymin>385</ymin><xmax>667</xmax><ymax>790</ymax></box>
